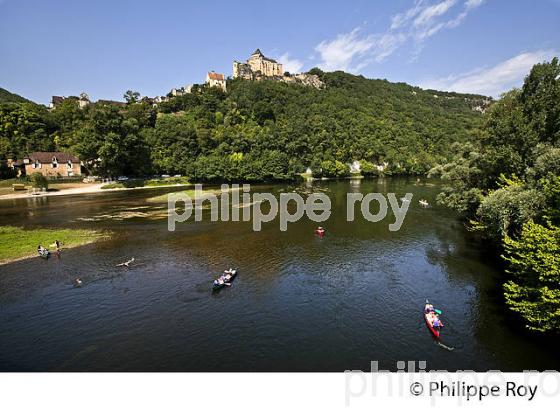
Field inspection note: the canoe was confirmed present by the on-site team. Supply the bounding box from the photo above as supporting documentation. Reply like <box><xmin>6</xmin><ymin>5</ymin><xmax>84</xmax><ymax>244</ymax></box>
<box><xmin>38</xmin><ymin>250</ymin><xmax>50</xmax><ymax>259</ymax></box>
<box><xmin>424</xmin><ymin>301</ymin><xmax>441</xmax><ymax>338</ymax></box>
<box><xmin>212</xmin><ymin>269</ymin><xmax>237</xmax><ymax>290</ymax></box>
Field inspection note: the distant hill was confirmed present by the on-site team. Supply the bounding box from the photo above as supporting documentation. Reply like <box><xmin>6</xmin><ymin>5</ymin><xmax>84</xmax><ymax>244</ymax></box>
<box><xmin>0</xmin><ymin>87</ymin><xmax>32</xmax><ymax>104</ymax></box>
<box><xmin>148</xmin><ymin>69</ymin><xmax>493</xmax><ymax>178</ymax></box>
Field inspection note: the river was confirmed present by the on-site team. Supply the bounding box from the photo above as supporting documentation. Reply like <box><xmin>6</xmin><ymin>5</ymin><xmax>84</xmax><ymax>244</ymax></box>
<box><xmin>1</xmin><ymin>178</ymin><xmax>559</xmax><ymax>371</ymax></box>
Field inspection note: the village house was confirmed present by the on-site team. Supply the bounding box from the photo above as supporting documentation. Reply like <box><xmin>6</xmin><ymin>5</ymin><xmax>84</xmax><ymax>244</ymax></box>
<box><xmin>170</xmin><ymin>85</ymin><xmax>194</xmax><ymax>97</ymax></box>
<box><xmin>50</xmin><ymin>96</ymin><xmax>65</xmax><ymax>108</ymax></box>
<box><xmin>205</xmin><ymin>71</ymin><xmax>227</xmax><ymax>91</ymax></box>
<box><xmin>233</xmin><ymin>49</ymin><xmax>283</xmax><ymax>80</ymax></box>
<box><xmin>78</xmin><ymin>93</ymin><xmax>91</xmax><ymax>108</ymax></box>
<box><xmin>49</xmin><ymin>93</ymin><xmax>91</xmax><ymax>109</ymax></box>
<box><xmin>23</xmin><ymin>152</ymin><xmax>82</xmax><ymax>177</ymax></box>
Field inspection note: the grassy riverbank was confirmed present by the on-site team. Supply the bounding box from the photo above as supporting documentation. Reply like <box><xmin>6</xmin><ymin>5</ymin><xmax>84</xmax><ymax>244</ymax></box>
<box><xmin>0</xmin><ymin>226</ymin><xmax>109</xmax><ymax>265</ymax></box>
<box><xmin>147</xmin><ymin>187</ymin><xmax>231</xmax><ymax>203</ymax></box>
<box><xmin>100</xmin><ymin>176</ymin><xmax>191</xmax><ymax>190</ymax></box>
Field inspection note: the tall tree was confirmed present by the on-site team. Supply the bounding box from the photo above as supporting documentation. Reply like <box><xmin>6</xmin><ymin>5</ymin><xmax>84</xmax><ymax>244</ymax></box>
<box><xmin>123</xmin><ymin>90</ymin><xmax>141</xmax><ymax>104</ymax></box>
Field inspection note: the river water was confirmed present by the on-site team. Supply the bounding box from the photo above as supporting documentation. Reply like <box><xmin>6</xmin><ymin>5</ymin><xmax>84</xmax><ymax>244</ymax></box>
<box><xmin>1</xmin><ymin>178</ymin><xmax>559</xmax><ymax>371</ymax></box>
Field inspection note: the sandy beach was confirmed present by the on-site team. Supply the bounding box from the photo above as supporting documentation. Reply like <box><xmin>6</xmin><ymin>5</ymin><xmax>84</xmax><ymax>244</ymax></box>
<box><xmin>0</xmin><ymin>183</ymin><xmax>191</xmax><ymax>201</ymax></box>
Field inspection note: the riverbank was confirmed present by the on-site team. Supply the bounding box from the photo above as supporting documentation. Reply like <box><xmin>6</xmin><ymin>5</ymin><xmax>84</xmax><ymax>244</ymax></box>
<box><xmin>0</xmin><ymin>226</ymin><xmax>109</xmax><ymax>265</ymax></box>
<box><xmin>0</xmin><ymin>182</ymin><xmax>192</xmax><ymax>201</ymax></box>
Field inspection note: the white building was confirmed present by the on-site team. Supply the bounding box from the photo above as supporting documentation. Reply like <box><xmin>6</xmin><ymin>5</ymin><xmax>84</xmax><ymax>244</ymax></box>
<box><xmin>205</xmin><ymin>71</ymin><xmax>226</xmax><ymax>91</ymax></box>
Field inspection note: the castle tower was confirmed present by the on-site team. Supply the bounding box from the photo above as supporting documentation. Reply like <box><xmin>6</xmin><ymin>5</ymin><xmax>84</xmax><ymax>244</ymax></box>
<box><xmin>233</xmin><ymin>49</ymin><xmax>283</xmax><ymax>79</ymax></box>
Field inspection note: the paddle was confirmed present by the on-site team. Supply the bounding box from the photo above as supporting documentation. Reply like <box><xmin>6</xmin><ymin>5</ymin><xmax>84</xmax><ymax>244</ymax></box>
<box><xmin>435</xmin><ymin>308</ymin><xmax>442</xmax><ymax>315</ymax></box>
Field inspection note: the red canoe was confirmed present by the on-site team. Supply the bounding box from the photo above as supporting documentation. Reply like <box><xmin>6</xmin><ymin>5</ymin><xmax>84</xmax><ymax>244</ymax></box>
<box><xmin>424</xmin><ymin>301</ymin><xmax>441</xmax><ymax>338</ymax></box>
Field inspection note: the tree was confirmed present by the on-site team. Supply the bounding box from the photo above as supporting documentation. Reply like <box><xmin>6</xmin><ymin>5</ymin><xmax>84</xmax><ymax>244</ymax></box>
<box><xmin>145</xmin><ymin>114</ymin><xmax>199</xmax><ymax>175</ymax></box>
<box><xmin>360</xmin><ymin>160</ymin><xmax>381</xmax><ymax>176</ymax></box>
<box><xmin>0</xmin><ymin>161</ymin><xmax>16</xmax><ymax>179</ymax></box>
<box><xmin>0</xmin><ymin>103</ymin><xmax>55</xmax><ymax>158</ymax></box>
<box><xmin>321</xmin><ymin>160</ymin><xmax>349</xmax><ymax>178</ymax></box>
<box><xmin>123</xmin><ymin>90</ymin><xmax>140</xmax><ymax>104</ymax></box>
<box><xmin>29</xmin><ymin>172</ymin><xmax>48</xmax><ymax>189</ymax></box>
<box><xmin>307</xmin><ymin>67</ymin><xmax>324</xmax><ymax>78</ymax></box>
<box><xmin>473</xmin><ymin>179</ymin><xmax>545</xmax><ymax>239</ymax></box>
<box><xmin>520</xmin><ymin>57</ymin><xmax>560</xmax><ymax>144</ymax></box>
<box><xmin>503</xmin><ymin>221</ymin><xmax>560</xmax><ymax>332</ymax></box>
<box><xmin>252</xmin><ymin>101</ymin><xmax>275</xmax><ymax>125</ymax></box>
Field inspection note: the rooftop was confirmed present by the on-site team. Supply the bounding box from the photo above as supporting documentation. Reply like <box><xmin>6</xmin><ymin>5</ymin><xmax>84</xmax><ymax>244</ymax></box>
<box><xmin>25</xmin><ymin>152</ymin><xmax>79</xmax><ymax>163</ymax></box>
<box><xmin>207</xmin><ymin>71</ymin><xmax>225</xmax><ymax>81</ymax></box>
<box><xmin>250</xmin><ymin>48</ymin><xmax>278</xmax><ymax>63</ymax></box>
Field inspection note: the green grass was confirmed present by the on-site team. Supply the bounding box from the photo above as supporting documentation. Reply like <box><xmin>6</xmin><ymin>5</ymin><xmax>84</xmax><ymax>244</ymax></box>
<box><xmin>100</xmin><ymin>182</ymin><xmax>127</xmax><ymax>189</ymax></box>
<box><xmin>0</xmin><ymin>177</ymin><xmax>28</xmax><ymax>187</ymax></box>
<box><xmin>0</xmin><ymin>226</ymin><xmax>109</xmax><ymax>264</ymax></box>
<box><xmin>145</xmin><ymin>176</ymin><xmax>190</xmax><ymax>186</ymax></box>
<box><xmin>147</xmin><ymin>187</ymin><xmax>224</xmax><ymax>203</ymax></box>
<box><xmin>100</xmin><ymin>177</ymin><xmax>191</xmax><ymax>190</ymax></box>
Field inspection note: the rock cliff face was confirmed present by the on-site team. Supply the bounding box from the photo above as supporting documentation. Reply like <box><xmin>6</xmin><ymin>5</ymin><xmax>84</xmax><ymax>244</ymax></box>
<box><xmin>287</xmin><ymin>73</ymin><xmax>324</xmax><ymax>89</ymax></box>
<box><xmin>253</xmin><ymin>72</ymin><xmax>324</xmax><ymax>89</ymax></box>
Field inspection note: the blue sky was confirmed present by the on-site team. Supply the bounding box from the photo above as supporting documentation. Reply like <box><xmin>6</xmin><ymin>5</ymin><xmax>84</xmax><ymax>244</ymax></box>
<box><xmin>1</xmin><ymin>0</ymin><xmax>559</xmax><ymax>104</ymax></box>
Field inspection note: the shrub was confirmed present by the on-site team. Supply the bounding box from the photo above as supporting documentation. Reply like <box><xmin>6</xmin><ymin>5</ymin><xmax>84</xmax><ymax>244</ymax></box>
<box><xmin>321</xmin><ymin>160</ymin><xmax>349</xmax><ymax>178</ymax></box>
<box><xmin>29</xmin><ymin>173</ymin><xmax>48</xmax><ymax>189</ymax></box>
<box><xmin>360</xmin><ymin>160</ymin><xmax>383</xmax><ymax>177</ymax></box>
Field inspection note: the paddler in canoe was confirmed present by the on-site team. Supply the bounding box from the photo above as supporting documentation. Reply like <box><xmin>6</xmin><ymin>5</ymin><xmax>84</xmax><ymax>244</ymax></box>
<box><xmin>213</xmin><ymin>277</ymin><xmax>231</xmax><ymax>288</ymax></box>
<box><xmin>37</xmin><ymin>245</ymin><xmax>50</xmax><ymax>258</ymax></box>
<box><xmin>213</xmin><ymin>268</ymin><xmax>237</xmax><ymax>289</ymax></box>
<box><xmin>424</xmin><ymin>301</ymin><xmax>444</xmax><ymax>337</ymax></box>
<box><xmin>315</xmin><ymin>226</ymin><xmax>325</xmax><ymax>236</ymax></box>
<box><xmin>223</xmin><ymin>269</ymin><xmax>234</xmax><ymax>281</ymax></box>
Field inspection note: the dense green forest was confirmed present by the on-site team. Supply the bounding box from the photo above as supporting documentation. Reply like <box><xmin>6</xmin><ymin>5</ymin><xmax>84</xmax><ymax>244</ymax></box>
<box><xmin>0</xmin><ymin>70</ymin><xmax>487</xmax><ymax>181</ymax></box>
<box><xmin>0</xmin><ymin>87</ymin><xmax>31</xmax><ymax>104</ymax></box>
<box><xmin>430</xmin><ymin>57</ymin><xmax>560</xmax><ymax>333</ymax></box>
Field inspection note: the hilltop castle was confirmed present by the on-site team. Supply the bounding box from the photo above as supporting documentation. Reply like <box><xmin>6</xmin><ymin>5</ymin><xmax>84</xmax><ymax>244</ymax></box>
<box><xmin>233</xmin><ymin>49</ymin><xmax>283</xmax><ymax>80</ymax></box>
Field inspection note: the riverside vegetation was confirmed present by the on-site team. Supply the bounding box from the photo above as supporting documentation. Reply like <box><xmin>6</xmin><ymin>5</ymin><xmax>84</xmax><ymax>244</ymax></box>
<box><xmin>430</xmin><ymin>58</ymin><xmax>560</xmax><ymax>333</ymax></box>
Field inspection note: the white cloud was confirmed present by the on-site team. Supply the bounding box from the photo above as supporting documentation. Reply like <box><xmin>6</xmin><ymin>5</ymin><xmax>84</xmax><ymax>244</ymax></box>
<box><xmin>413</xmin><ymin>0</ymin><xmax>457</xmax><ymax>28</ymax></box>
<box><xmin>277</xmin><ymin>53</ymin><xmax>304</xmax><ymax>74</ymax></box>
<box><xmin>412</xmin><ymin>0</ymin><xmax>486</xmax><ymax>42</ymax></box>
<box><xmin>315</xmin><ymin>0</ymin><xmax>488</xmax><ymax>72</ymax></box>
<box><xmin>418</xmin><ymin>49</ymin><xmax>557</xmax><ymax>96</ymax></box>
<box><xmin>315</xmin><ymin>28</ymin><xmax>375</xmax><ymax>71</ymax></box>
<box><xmin>465</xmin><ymin>0</ymin><xmax>485</xmax><ymax>9</ymax></box>
<box><xmin>314</xmin><ymin>29</ymin><xmax>409</xmax><ymax>71</ymax></box>
<box><xmin>391</xmin><ymin>0</ymin><xmax>426</xmax><ymax>29</ymax></box>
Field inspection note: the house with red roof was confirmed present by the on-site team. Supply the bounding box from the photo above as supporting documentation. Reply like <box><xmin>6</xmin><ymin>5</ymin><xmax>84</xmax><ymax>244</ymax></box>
<box><xmin>205</xmin><ymin>71</ymin><xmax>226</xmax><ymax>91</ymax></box>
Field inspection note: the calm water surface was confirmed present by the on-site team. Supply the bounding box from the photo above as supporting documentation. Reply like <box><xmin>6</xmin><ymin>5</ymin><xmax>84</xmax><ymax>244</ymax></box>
<box><xmin>1</xmin><ymin>178</ymin><xmax>559</xmax><ymax>371</ymax></box>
